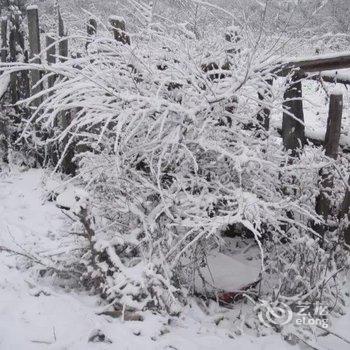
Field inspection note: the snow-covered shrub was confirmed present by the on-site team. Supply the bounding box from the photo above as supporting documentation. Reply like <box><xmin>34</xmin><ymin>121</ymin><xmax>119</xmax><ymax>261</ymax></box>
<box><xmin>2</xmin><ymin>3</ymin><xmax>348</xmax><ymax>319</ymax></box>
<box><xmin>261</xmin><ymin>148</ymin><xmax>350</xmax><ymax>323</ymax></box>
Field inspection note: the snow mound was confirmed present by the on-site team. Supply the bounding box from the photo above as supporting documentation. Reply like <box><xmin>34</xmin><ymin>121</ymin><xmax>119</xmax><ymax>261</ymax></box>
<box><xmin>195</xmin><ymin>252</ymin><xmax>260</xmax><ymax>294</ymax></box>
<box><xmin>56</xmin><ymin>186</ymin><xmax>89</xmax><ymax>213</ymax></box>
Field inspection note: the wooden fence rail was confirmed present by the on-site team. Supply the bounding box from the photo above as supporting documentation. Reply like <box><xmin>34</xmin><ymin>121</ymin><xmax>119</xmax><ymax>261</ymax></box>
<box><xmin>278</xmin><ymin>53</ymin><xmax>350</xmax><ymax>76</ymax></box>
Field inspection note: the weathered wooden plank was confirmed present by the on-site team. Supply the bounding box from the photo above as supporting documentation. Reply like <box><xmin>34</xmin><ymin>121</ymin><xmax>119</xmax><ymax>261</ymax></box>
<box><xmin>21</xmin><ymin>49</ymin><xmax>30</xmax><ymax>100</ymax></box>
<box><xmin>324</xmin><ymin>93</ymin><xmax>343</xmax><ymax>159</ymax></box>
<box><xmin>257</xmin><ymin>78</ymin><xmax>273</xmax><ymax>131</ymax></box>
<box><xmin>1</xmin><ymin>16</ymin><xmax>7</xmax><ymax>63</ymax></box>
<box><xmin>339</xmin><ymin>178</ymin><xmax>350</xmax><ymax>245</ymax></box>
<box><xmin>27</xmin><ymin>7</ymin><xmax>41</xmax><ymax>62</ymax></box>
<box><xmin>317</xmin><ymin>71</ymin><xmax>350</xmax><ymax>85</ymax></box>
<box><xmin>27</xmin><ymin>5</ymin><xmax>43</xmax><ymax>104</ymax></box>
<box><xmin>58</xmin><ymin>7</ymin><xmax>68</xmax><ymax>62</ymax></box>
<box><xmin>277</xmin><ymin>52</ymin><xmax>350</xmax><ymax>76</ymax></box>
<box><xmin>282</xmin><ymin>74</ymin><xmax>306</xmax><ymax>155</ymax></box>
<box><xmin>0</xmin><ymin>14</ymin><xmax>8</xmax><ymax>160</ymax></box>
<box><xmin>315</xmin><ymin>93</ymin><xmax>343</xmax><ymax>239</ymax></box>
<box><xmin>45</xmin><ymin>34</ymin><xmax>56</xmax><ymax>64</ymax></box>
<box><xmin>9</xmin><ymin>16</ymin><xmax>19</xmax><ymax>105</ymax></box>
<box><xmin>45</xmin><ymin>34</ymin><xmax>56</xmax><ymax>89</ymax></box>
<box><xmin>56</xmin><ymin>9</ymin><xmax>75</xmax><ymax>174</ymax></box>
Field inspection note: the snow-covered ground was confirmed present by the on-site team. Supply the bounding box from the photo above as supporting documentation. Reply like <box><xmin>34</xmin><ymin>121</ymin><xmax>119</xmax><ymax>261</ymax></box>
<box><xmin>0</xmin><ymin>167</ymin><xmax>349</xmax><ymax>350</ymax></box>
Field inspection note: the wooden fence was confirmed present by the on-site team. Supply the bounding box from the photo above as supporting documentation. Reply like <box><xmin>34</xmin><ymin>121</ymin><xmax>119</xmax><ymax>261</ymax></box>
<box><xmin>1</xmin><ymin>6</ymin><xmax>349</xmax><ymax>154</ymax></box>
<box><xmin>0</xmin><ymin>6</ymin><xmax>349</xmax><ymax>243</ymax></box>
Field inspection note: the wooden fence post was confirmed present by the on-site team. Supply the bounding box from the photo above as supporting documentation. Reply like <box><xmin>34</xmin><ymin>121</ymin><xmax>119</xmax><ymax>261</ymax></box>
<box><xmin>15</xmin><ymin>12</ymin><xmax>29</xmax><ymax>101</ymax></box>
<box><xmin>58</xmin><ymin>7</ymin><xmax>68</xmax><ymax>62</ymax></box>
<box><xmin>339</xmin><ymin>178</ymin><xmax>350</xmax><ymax>245</ymax></box>
<box><xmin>27</xmin><ymin>5</ymin><xmax>43</xmax><ymax>105</ymax></box>
<box><xmin>45</xmin><ymin>34</ymin><xmax>56</xmax><ymax>89</ymax></box>
<box><xmin>86</xmin><ymin>18</ymin><xmax>97</xmax><ymax>49</ymax></box>
<box><xmin>15</xmin><ymin>13</ymin><xmax>25</xmax><ymax>49</ymax></box>
<box><xmin>282</xmin><ymin>73</ymin><xmax>306</xmax><ymax>156</ymax></box>
<box><xmin>45</xmin><ymin>34</ymin><xmax>58</xmax><ymax>165</ymax></box>
<box><xmin>315</xmin><ymin>92</ymin><xmax>343</xmax><ymax>239</ymax></box>
<box><xmin>21</xmin><ymin>49</ymin><xmax>30</xmax><ymax>100</ymax></box>
<box><xmin>56</xmin><ymin>7</ymin><xmax>74</xmax><ymax>174</ymax></box>
<box><xmin>1</xmin><ymin>17</ymin><xmax>7</xmax><ymax>63</ymax></box>
<box><xmin>257</xmin><ymin>78</ymin><xmax>273</xmax><ymax>132</ymax></box>
<box><xmin>0</xmin><ymin>16</ymin><xmax>8</xmax><ymax>161</ymax></box>
<box><xmin>9</xmin><ymin>15</ymin><xmax>19</xmax><ymax>105</ymax></box>
<box><xmin>324</xmin><ymin>93</ymin><xmax>343</xmax><ymax>159</ymax></box>
<box><xmin>109</xmin><ymin>16</ymin><xmax>130</xmax><ymax>45</ymax></box>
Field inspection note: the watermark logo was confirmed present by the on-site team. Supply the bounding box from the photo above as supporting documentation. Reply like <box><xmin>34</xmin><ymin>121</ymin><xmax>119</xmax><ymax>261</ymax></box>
<box><xmin>257</xmin><ymin>300</ymin><xmax>329</xmax><ymax>328</ymax></box>
<box><xmin>258</xmin><ymin>300</ymin><xmax>293</xmax><ymax>328</ymax></box>
<box><xmin>295</xmin><ymin>303</ymin><xmax>329</xmax><ymax>329</ymax></box>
